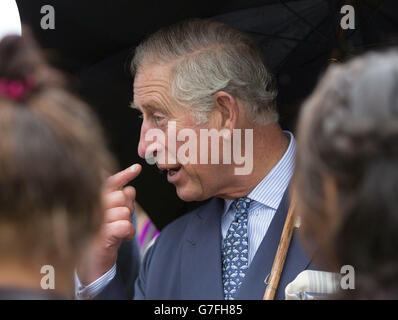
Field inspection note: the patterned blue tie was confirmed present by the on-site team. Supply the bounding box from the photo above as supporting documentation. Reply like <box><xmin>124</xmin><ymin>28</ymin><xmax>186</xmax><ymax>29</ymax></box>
<box><xmin>222</xmin><ymin>197</ymin><xmax>252</xmax><ymax>300</ymax></box>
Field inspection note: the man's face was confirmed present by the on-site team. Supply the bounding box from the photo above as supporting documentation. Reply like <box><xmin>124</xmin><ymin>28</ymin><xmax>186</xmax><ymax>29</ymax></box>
<box><xmin>134</xmin><ymin>63</ymin><xmax>233</xmax><ymax>201</ymax></box>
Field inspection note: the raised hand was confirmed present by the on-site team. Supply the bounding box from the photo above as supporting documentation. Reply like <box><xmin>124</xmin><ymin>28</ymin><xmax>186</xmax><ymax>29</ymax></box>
<box><xmin>77</xmin><ymin>164</ymin><xmax>142</xmax><ymax>285</ymax></box>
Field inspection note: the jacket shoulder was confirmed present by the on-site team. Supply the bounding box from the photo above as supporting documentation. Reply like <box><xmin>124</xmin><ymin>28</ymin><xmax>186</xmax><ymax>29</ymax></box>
<box><xmin>157</xmin><ymin>198</ymin><xmax>219</xmax><ymax>242</ymax></box>
<box><xmin>134</xmin><ymin>198</ymin><xmax>221</xmax><ymax>299</ymax></box>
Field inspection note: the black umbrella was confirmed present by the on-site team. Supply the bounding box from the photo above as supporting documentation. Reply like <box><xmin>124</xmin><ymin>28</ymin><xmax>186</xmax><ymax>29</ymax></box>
<box><xmin>16</xmin><ymin>0</ymin><xmax>398</xmax><ymax>229</ymax></box>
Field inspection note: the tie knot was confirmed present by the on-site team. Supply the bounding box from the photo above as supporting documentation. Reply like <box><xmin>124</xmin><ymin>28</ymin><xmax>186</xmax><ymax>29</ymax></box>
<box><xmin>234</xmin><ymin>197</ymin><xmax>252</xmax><ymax>213</ymax></box>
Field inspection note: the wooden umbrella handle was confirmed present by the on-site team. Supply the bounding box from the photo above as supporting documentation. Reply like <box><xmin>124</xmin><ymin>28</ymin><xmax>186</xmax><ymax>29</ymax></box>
<box><xmin>263</xmin><ymin>198</ymin><xmax>297</xmax><ymax>300</ymax></box>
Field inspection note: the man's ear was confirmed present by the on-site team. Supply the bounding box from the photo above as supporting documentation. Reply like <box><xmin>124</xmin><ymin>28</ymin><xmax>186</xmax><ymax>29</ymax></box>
<box><xmin>212</xmin><ymin>91</ymin><xmax>239</xmax><ymax>131</ymax></box>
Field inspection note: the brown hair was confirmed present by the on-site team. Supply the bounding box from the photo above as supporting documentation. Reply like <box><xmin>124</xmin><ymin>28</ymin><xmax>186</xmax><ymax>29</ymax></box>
<box><xmin>0</xmin><ymin>34</ymin><xmax>114</xmax><ymax>274</ymax></box>
<box><xmin>294</xmin><ymin>50</ymin><xmax>398</xmax><ymax>299</ymax></box>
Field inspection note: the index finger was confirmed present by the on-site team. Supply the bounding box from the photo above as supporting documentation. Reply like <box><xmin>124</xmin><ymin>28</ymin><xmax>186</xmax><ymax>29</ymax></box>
<box><xmin>105</xmin><ymin>164</ymin><xmax>142</xmax><ymax>192</ymax></box>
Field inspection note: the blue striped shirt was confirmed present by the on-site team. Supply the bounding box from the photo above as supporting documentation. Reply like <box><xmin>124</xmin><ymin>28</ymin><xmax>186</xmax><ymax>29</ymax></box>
<box><xmin>221</xmin><ymin>131</ymin><xmax>295</xmax><ymax>265</ymax></box>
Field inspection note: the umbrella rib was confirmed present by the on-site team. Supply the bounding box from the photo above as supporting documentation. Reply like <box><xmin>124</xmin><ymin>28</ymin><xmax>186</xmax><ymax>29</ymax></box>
<box><xmin>376</xmin><ymin>10</ymin><xmax>398</xmax><ymax>28</ymax></box>
<box><xmin>300</xmin><ymin>49</ymin><xmax>331</xmax><ymax>66</ymax></box>
<box><xmin>353</xmin><ymin>40</ymin><xmax>398</xmax><ymax>49</ymax></box>
<box><xmin>246</xmin><ymin>30</ymin><xmax>325</xmax><ymax>45</ymax></box>
<box><xmin>360</xmin><ymin>0</ymin><xmax>385</xmax><ymax>11</ymax></box>
<box><xmin>275</xmin><ymin>15</ymin><xmax>331</xmax><ymax>72</ymax></box>
<box><xmin>363</xmin><ymin>0</ymin><xmax>398</xmax><ymax>29</ymax></box>
<box><xmin>355</xmin><ymin>0</ymin><xmax>398</xmax><ymax>30</ymax></box>
<box><xmin>351</xmin><ymin>1</ymin><xmax>383</xmax><ymax>49</ymax></box>
<box><xmin>278</xmin><ymin>0</ymin><xmax>331</xmax><ymax>42</ymax></box>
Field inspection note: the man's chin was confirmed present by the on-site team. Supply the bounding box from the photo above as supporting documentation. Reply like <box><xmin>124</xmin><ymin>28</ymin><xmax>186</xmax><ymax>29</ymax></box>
<box><xmin>175</xmin><ymin>186</ymin><xmax>208</xmax><ymax>202</ymax></box>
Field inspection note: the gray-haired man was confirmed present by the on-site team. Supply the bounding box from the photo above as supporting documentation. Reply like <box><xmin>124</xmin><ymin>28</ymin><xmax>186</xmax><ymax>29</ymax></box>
<box><xmin>76</xmin><ymin>19</ymin><xmax>316</xmax><ymax>300</ymax></box>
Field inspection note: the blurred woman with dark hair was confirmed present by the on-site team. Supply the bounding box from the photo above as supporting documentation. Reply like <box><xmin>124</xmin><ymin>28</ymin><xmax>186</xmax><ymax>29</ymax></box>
<box><xmin>0</xmin><ymin>34</ymin><xmax>115</xmax><ymax>299</ymax></box>
<box><xmin>294</xmin><ymin>50</ymin><xmax>398</xmax><ymax>299</ymax></box>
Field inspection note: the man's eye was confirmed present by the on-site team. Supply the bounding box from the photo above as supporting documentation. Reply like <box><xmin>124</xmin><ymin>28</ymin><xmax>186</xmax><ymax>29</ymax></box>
<box><xmin>152</xmin><ymin>114</ymin><xmax>166</xmax><ymax>125</ymax></box>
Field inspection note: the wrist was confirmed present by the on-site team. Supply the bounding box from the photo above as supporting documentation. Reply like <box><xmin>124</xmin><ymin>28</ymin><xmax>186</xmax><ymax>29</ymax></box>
<box><xmin>77</xmin><ymin>247</ymin><xmax>118</xmax><ymax>286</ymax></box>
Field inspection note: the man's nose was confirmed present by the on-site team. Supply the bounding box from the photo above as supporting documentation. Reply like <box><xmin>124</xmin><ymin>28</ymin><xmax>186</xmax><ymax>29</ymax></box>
<box><xmin>138</xmin><ymin>121</ymin><xmax>152</xmax><ymax>159</ymax></box>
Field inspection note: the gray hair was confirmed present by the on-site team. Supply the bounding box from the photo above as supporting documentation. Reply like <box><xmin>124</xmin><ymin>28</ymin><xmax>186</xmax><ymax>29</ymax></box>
<box><xmin>132</xmin><ymin>19</ymin><xmax>278</xmax><ymax>125</ymax></box>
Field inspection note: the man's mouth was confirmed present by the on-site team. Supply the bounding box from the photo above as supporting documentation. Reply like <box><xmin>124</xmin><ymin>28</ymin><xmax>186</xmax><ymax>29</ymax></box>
<box><xmin>158</xmin><ymin>165</ymin><xmax>182</xmax><ymax>177</ymax></box>
<box><xmin>168</xmin><ymin>166</ymin><xmax>181</xmax><ymax>176</ymax></box>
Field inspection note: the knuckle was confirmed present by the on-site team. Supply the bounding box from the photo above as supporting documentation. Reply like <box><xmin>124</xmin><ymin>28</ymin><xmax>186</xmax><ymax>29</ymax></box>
<box><xmin>116</xmin><ymin>220</ymin><xmax>133</xmax><ymax>237</ymax></box>
<box><xmin>130</xmin><ymin>187</ymin><xmax>136</xmax><ymax>197</ymax></box>
<box><xmin>121</xmin><ymin>206</ymin><xmax>131</xmax><ymax>216</ymax></box>
<box><xmin>106</xmin><ymin>191</ymin><xmax>126</xmax><ymax>207</ymax></box>
<box><xmin>115</xmin><ymin>190</ymin><xmax>126</xmax><ymax>200</ymax></box>
<box><xmin>105</xmin><ymin>207</ymin><xmax>131</xmax><ymax>222</ymax></box>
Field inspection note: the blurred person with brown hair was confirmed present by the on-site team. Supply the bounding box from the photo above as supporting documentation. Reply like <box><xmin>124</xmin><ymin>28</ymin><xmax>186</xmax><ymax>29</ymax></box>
<box><xmin>0</xmin><ymin>33</ymin><xmax>120</xmax><ymax>299</ymax></box>
<box><xmin>294</xmin><ymin>50</ymin><xmax>398</xmax><ymax>299</ymax></box>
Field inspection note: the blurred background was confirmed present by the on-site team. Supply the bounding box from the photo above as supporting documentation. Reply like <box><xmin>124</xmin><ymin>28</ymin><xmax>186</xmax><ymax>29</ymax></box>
<box><xmin>14</xmin><ymin>0</ymin><xmax>398</xmax><ymax>230</ymax></box>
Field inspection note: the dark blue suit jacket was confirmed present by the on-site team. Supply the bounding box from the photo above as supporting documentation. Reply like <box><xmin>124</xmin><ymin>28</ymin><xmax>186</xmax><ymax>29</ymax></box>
<box><xmin>100</xmin><ymin>190</ymin><xmax>317</xmax><ymax>299</ymax></box>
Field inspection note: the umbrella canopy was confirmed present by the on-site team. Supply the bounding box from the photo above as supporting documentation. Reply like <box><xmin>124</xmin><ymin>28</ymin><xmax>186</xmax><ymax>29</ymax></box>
<box><xmin>15</xmin><ymin>0</ymin><xmax>398</xmax><ymax>229</ymax></box>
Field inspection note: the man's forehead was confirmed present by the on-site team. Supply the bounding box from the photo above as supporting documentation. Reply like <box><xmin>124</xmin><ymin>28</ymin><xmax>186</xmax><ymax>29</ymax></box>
<box><xmin>132</xmin><ymin>63</ymin><xmax>174</xmax><ymax>112</ymax></box>
<box><xmin>134</xmin><ymin>62</ymin><xmax>171</xmax><ymax>85</ymax></box>
<box><xmin>132</xmin><ymin>87</ymin><xmax>171</xmax><ymax>112</ymax></box>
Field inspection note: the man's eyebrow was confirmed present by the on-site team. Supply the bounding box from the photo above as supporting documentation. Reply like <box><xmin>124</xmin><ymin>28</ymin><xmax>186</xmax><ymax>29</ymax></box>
<box><xmin>130</xmin><ymin>102</ymin><xmax>165</xmax><ymax>113</ymax></box>
<box><xmin>130</xmin><ymin>102</ymin><xmax>141</xmax><ymax>111</ymax></box>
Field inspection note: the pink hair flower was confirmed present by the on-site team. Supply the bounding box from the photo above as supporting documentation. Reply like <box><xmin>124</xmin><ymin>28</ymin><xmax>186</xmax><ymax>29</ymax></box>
<box><xmin>0</xmin><ymin>77</ymin><xmax>36</xmax><ymax>101</ymax></box>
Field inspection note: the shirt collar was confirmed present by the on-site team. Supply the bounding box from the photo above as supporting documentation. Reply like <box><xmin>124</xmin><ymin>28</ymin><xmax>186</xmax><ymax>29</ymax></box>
<box><xmin>223</xmin><ymin>131</ymin><xmax>296</xmax><ymax>216</ymax></box>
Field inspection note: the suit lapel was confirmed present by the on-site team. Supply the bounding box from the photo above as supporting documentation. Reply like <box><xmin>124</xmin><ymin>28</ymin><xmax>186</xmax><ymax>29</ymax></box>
<box><xmin>236</xmin><ymin>190</ymin><xmax>312</xmax><ymax>300</ymax></box>
<box><xmin>180</xmin><ymin>198</ymin><xmax>225</xmax><ymax>299</ymax></box>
